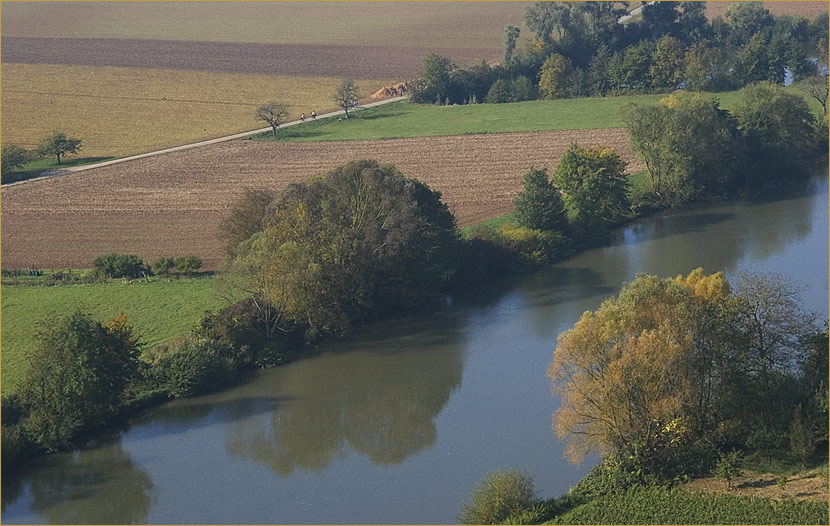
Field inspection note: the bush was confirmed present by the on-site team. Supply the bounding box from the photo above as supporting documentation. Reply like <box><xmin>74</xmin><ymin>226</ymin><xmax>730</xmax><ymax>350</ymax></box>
<box><xmin>198</xmin><ymin>299</ymin><xmax>305</xmax><ymax>369</ymax></box>
<box><xmin>458</xmin><ymin>469</ymin><xmax>537</xmax><ymax>525</ymax></box>
<box><xmin>174</xmin><ymin>255</ymin><xmax>202</xmax><ymax>276</ymax></box>
<box><xmin>500</xmin><ymin>496</ymin><xmax>581</xmax><ymax>525</ymax></box>
<box><xmin>93</xmin><ymin>253</ymin><xmax>145</xmax><ymax>279</ymax></box>
<box><xmin>499</xmin><ymin>224</ymin><xmax>570</xmax><ymax>266</ymax></box>
<box><xmin>143</xmin><ymin>337</ymin><xmax>231</xmax><ymax>398</ymax></box>
<box><xmin>151</xmin><ymin>257</ymin><xmax>175</xmax><ymax>276</ymax></box>
<box><xmin>714</xmin><ymin>450</ymin><xmax>743</xmax><ymax>490</ymax></box>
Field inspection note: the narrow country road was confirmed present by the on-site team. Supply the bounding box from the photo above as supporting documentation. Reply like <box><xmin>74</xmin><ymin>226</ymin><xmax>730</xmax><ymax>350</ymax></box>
<box><xmin>3</xmin><ymin>95</ymin><xmax>408</xmax><ymax>187</ymax></box>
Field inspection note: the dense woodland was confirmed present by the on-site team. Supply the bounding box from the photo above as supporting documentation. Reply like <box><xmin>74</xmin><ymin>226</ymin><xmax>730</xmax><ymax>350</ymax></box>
<box><xmin>410</xmin><ymin>1</ymin><xmax>828</xmax><ymax>105</ymax></box>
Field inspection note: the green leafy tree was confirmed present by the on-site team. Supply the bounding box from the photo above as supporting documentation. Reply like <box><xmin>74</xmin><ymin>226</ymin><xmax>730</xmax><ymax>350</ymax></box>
<box><xmin>513</xmin><ymin>167</ymin><xmax>568</xmax><ymax>233</ymax></box>
<box><xmin>411</xmin><ymin>54</ymin><xmax>454</xmax><ymax>104</ymax></box>
<box><xmin>551</xmin><ymin>144</ymin><xmax>629</xmax><ymax>233</ymax></box>
<box><xmin>151</xmin><ymin>257</ymin><xmax>175</xmax><ymax>277</ymax></box>
<box><xmin>798</xmin><ymin>75</ymin><xmax>829</xmax><ymax>114</ymax></box>
<box><xmin>503</xmin><ymin>25</ymin><xmax>521</xmax><ymax>64</ymax></box>
<box><xmin>620</xmin><ymin>40</ymin><xmax>655</xmax><ymax>92</ymax></box>
<box><xmin>231</xmin><ymin>160</ymin><xmax>458</xmax><ymax>335</ymax></box>
<box><xmin>538</xmin><ymin>53</ymin><xmax>576</xmax><ymax>99</ymax></box>
<box><xmin>93</xmin><ymin>253</ymin><xmax>145</xmax><ymax>279</ymax></box>
<box><xmin>788</xmin><ymin>405</ymin><xmax>815</xmax><ymax>467</ymax></box>
<box><xmin>255</xmin><ymin>101</ymin><xmax>290</xmax><ymax>137</ymax></box>
<box><xmin>1</xmin><ymin>144</ymin><xmax>29</xmax><ymax>177</ymax></box>
<box><xmin>19</xmin><ymin>312</ymin><xmax>140</xmax><ymax>450</ymax></box>
<box><xmin>485</xmin><ymin>78</ymin><xmax>515</xmax><ymax>104</ymax></box>
<box><xmin>458</xmin><ymin>469</ymin><xmax>537</xmax><ymax>525</ymax></box>
<box><xmin>512</xmin><ymin>76</ymin><xmax>537</xmax><ymax>102</ymax></box>
<box><xmin>723</xmin><ymin>1</ymin><xmax>774</xmax><ymax>46</ymax></box>
<box><xmin>523</xmin><ymin>1</ymin><xmax>569</xmax><ymax>44</ymax></box>
<box><xmin>622</xmin><ymin>92</ymin><xmax>746</xmax><ymax>203</ymax></box>
<box><xmin>714</xmin><ymin>451</ymin><xmax>743</xmax><ymax>490</ymax></box>
<box><xmin>174</xmin><ymin>255</ymin><xmax>202</xmax><ymax>276</ymax></box>
<box><xmin>36</xmin><ymin>131</ymin><xmax>82</xmax><ymax>165</ymax></box>
<box><xmin>733</xmin><ymin>81</ymin><xmax>818</xmax><ymax>182</ymax></box>
<box><xmin>220</xmin><ymin>187</ymin><xmax>275</xmax><ymax>257</ymax></box>
<box><xmin>650</xmin><ymin>35</ymin><xmax>685</xmax><ymax>90</ymax></box>
<box><xmin>333</xmin><ymin>78</ymin><xmax>359</xmax><ymax>119</ymax></box>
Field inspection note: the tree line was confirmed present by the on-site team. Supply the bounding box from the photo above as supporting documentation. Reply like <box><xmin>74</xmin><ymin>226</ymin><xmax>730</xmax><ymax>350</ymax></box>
<box><xmin>409</xmin><ymin>1</ymin><xmax>828</xmax><ymax>106</ymax></box>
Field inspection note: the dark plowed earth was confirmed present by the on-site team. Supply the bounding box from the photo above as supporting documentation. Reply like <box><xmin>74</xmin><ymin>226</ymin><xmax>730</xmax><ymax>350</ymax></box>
<box><xmin>1</xmin><ymin>129</ymin><xmax>643</xmax><ymax>270</ymax></box>
<box><xmin>1</xmin><ymin>37</ymin><xmax>497</xmax><ymax>79</ymax></box>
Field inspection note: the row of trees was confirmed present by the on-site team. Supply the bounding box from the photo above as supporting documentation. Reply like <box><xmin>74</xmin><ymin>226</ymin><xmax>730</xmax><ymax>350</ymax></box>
<box><xmin>410</xmin><ymin>2</ymin><xmax>828</xmax><ymax>105</ymax></box>
<box><xmin>92</xmin><ymin>253</ymin><xmax>202</xmax><ymax>279</ymax></box>
<box><xmin>549</xmin><ymin>269</ymin><xmax>827</xmax><ymax>481</ymax></box>
<box><xmin>255</xmin><ymin>78</ymin><xmax>361</xmax><ymax>135</ymax></box>
<box><xmin>624</xmin><ymin>82</ymin><xmax>824</xmax><ymax>205</ymax></box>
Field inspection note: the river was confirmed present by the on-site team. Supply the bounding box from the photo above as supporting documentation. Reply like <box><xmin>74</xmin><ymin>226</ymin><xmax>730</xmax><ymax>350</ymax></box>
<box><xmin>2</xmin><ymin>175</ymin><xmax>827</xmax><ymax>524</ymax></box>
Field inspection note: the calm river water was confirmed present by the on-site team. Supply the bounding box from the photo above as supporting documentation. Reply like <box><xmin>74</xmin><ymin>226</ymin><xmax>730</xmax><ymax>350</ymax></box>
<box><xmin>3</xmin><ymin>175</ymin><xmax>828</xmax><ymax>524</ymax></box>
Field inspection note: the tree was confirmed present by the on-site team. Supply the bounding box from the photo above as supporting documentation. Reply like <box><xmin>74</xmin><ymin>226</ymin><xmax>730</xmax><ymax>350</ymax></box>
<box><xmin>173</xmin><ymin>255</ymin><xmax>202</xmax><ymax>276</ymax></box>
<box><xmin>151</xmin><ymin>257</ymin><xmax>175</xmax><ymax>276</ymax></box>
<box><xmin>1</xmin><ymin>144</ymin><xmax>29</xmax><ymax>177</ymax></box>
<box><xmin>503</xmin><ymin>25</ymin><xmax>521</xmax><ymax>64</ymax></box>
<box><xmin>622</xmin><ymin>93</ymin><xmax>746</xmax><ymax>203</ymax></box>
<box><xmin>220</xmin><ymin>187</ymin><xmax>275</xmax><ymax>257</ymax></box>
<box><xmin>551</xmin><ymin>144</ymin><xmax>629</xmax><ymax>233</ymax></box>
<box><xmin>484</xmin><ymin>78</ymin><xmax>514</xmax><ymax>104</ymax></box>
<box><xmin>512</xmin><ymin>76</ymin><xmax>537</xmax><ymax>102</ymax></box>
<box><xmin>732</xmin><ymin>81</ymin><xmax>818</xmax><ymax>181</ymax></box>
<box><xmin>18</xmin><ymin>311</ymin><xmax>140</xmax><ymax>450</ymax></box>
<box><xmin>36</xmin><ymin>132</ymin><xmax>81</xmax><ymax>165</ymax></box>
<box><xmin>513</xmin><ymin>167</ymin><xmax>568</xmax><ymax>232</ymax></box>
<box><xmin>538</xmin><ymin>53</ymin><xmax>576</xmax><ymax>99</ymax></box>
<box><xmin>714</xmin><ymin>451</ymin><xmax>743</xmax><ymax>490</ymax></box>
<box><xmin>255</xmin><ymin>101</ymin><xmax>290</xmax><ymax>137</ymax></box>
<box><xmin>723</xmin><ymin>1</ymin><xmax>774</xmax><ymax>47</ymax></box>
<box><xmin>229</xmin><ymin>160</ymin><xmax>458</xmax><ymax>335</ymax></box>
<box><xmin>334</xmin><ymin>78</ymin><xmax>359</xmax><ymax>119</ymax></box>
<box><xmin>523</xmin><ymin>1</ymin><xmax>569</xmax><ymax>44</ymax></box>
<box><xmin>789</xmin><ymin>405</ymin><xmax>815</xmax><ymax>466</ymax></box>
<box><xmin>649</xmin><ymin>36</ymin><xmax>685</xmax><ymax>90</ymax></box>
<box><xmin>798</xmin><ymin>75</ymin><xmax>829</xmax><ymax>114</ymax></box>
<box><xmin>411</xmin><ymin>54</ymin><xmax>454</xmax><ymax>104</ymax></box>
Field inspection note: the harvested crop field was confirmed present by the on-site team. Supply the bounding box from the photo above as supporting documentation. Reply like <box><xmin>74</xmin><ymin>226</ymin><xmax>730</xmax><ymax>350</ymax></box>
<box><xmin>1</xmin><ymin>63</ymin><xmax>393</xmax><ymax>157</ymax></box>
<box><xmin>0</xmin><ymin>2</ymin><xmax>527</xmax><ymax>49</ymax></box>
<box><xmin>1</xmin><ymin>129</ymin><xmax>642</xmax><ymax>270</ymax></box>
<box><xmin>1</xmin><ymin>37</ymin><xmax>496</xmax><ymax>80</ymax></box>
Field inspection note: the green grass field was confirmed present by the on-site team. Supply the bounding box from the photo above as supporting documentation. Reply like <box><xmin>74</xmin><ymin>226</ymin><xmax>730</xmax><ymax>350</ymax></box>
<box><xmin>1</xmin><ymin>277</ymin><xmax>235</xmax><ymax>394</ymax></box>
<box><xmin>254</xmin><ymin>91</ymin><xmax>748</xmax><ymax>143</ymax></box>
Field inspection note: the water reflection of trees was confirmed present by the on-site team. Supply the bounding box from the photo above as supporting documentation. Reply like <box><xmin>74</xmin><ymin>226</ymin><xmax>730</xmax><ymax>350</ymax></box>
<box><xmin>225</xmin><ymin>311</ymin><xmax>466</xmax><ymax>476</ymax></box>
<box><xmin>3</xmin><ymin>441</ymin><xmax>154</xmax><ymax>524</ymax></box>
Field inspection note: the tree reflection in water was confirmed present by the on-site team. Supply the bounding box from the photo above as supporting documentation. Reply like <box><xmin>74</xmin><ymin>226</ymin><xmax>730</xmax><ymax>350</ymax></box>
<box><xmin>5</xmin><ymin>440</ymin><xmax>154</xmax><ymax>524</ymax></box>
<box><xmin>225</xmin><ymin>310</ymin><xmax>466</xmax><ymax>475</ymax></box>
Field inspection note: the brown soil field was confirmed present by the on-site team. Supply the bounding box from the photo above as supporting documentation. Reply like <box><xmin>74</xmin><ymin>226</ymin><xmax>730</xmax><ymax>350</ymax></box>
<box><xmin>1</xmin><ymin>129</ymin><xmax>642</xmax><ymax>271</ymax></box>
<box><xmin>1</xmin><ymin>64</ymin><xmax>393</xmax><ymax>157</ymax></box>
<box><xmin>705</xmin><ymin>1</ymin><xmax>828</xmax><ymax>21</ymax></box>
<box><xmin>0</xmin><ymin>2</ymin><xmax>528</xmax><ymax>50</ymax></box>
<box><xmin>1</xmin><ymin>37</ymin><xmax>496</xmax><ymax>79</ymax></box>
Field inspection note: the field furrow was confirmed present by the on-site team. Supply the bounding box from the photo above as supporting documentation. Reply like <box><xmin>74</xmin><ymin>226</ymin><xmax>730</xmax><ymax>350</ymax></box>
<box><xmin>1</xmin><ymin>129</ymin><xmax>642</xmax><ymax>270</ymax></box>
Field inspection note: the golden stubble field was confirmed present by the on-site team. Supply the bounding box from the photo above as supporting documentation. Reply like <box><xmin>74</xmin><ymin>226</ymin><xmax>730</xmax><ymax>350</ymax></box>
<box><xmin>1</xmin><ymin>129</ymin><xmax>643</xmax><ymax>270</ymax></box>
<box><xmin>1</xmin><ymin>63</ymin><xmax>394</xmax><ymax>157</ymax></box>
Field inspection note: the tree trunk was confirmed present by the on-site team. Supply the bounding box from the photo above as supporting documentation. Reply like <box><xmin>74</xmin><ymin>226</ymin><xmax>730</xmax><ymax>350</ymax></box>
<box><xmin>56</xmin><ymin>153</ymin><xmax>61</xmax><ymax>165</ymax></box>
<box><xmin>271</xmin><ymin>125</ymin><xmax>277</xmax><ymax>137</ymax></box>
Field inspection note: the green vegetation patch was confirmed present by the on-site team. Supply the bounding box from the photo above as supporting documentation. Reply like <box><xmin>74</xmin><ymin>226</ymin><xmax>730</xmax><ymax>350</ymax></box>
<box><xmin>1</xmin><ymin>277</ymin><xmax>234</xmax><ymax>394</ymax></box>
<box><xmin>551</xmin><ymin>485</ymin><xmax>829</xmax><ymax>525</ymax></box>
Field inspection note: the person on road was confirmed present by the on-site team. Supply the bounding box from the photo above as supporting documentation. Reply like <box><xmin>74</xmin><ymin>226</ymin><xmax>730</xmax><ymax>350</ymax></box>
<box><xmin>301</xmin><ymin>113</ymin><xmax>305</xmax><ymax>122</ymax></box>
<box><xmin>311</xmin><ymin>111</ymin><xmax>317</xmax><ymax>119</ymax></box>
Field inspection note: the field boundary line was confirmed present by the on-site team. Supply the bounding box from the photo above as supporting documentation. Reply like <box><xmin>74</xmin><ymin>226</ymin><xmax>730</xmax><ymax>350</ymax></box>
<box><xmin>2</xmin><ymin>96</ymin><xmax>408</xmax><ymax>187</ymax></box>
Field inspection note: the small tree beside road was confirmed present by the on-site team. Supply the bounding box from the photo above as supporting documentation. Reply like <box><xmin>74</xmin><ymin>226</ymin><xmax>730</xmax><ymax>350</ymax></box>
<box><xmin>256</xmin><ymin>101</ymin><xmax>291</xmax><ymax>136</ymax></box>
<box><xmin>334</xmin><ymin>78</ymin><xmax>360</xmax><ymax>119</ymax></box>
<box><xmin>1</xmin><ymin>144</ymin><xmax>30</xmax><ymax>177</ymax></box>
<box><xmin>36</xmin><ymin>132</ymin><xmax>82</xmax><ymax>165</ymax></box>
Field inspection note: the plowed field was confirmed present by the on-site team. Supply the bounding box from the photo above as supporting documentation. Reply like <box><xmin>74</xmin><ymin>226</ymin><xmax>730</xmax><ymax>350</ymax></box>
<box><xmin>1</xmin><ymin>129</ymin><xmax>642</xmax><ymax>270</ymax></box>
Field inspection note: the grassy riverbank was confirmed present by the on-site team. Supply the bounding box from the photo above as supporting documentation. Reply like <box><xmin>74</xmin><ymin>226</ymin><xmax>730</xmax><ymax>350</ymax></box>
<box><xmin>0</xmin><ymin>275</ymin><xmax>234</xmax><ymax>394</ymax></box>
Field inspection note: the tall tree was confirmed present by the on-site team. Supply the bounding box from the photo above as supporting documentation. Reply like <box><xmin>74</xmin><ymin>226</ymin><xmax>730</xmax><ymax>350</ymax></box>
<box><xmin>334</xmin><ymin>78</ymin><xmax>360</xmax><ymax>119</ymax></box>
<box><xmin>36</xmin><ymin>132</ymin><xmax>81</xmax><ymax>165</ymax></box>
<box><xmin>255</xmin><ymin>101</ymin><xmax>290</xmax><ymax>136</ymax></box>
<box><xmin>538</xmin><ymin>53</ymin><xmax>577</xmax><ymax>99</ymax></box>
<box><xmin>513</xmin><ymin>167</ymin><xmax>568</xmax><ymax>232</ymax></box>
<box><xmin>503</xmin><ymin>25</ymin><xmax>521</xmax><ymax>64</ymax></box>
